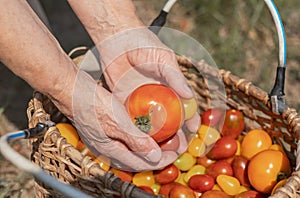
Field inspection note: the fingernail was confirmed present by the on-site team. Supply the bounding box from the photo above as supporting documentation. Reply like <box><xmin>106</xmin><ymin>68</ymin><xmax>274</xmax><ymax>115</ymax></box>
<box><xmin>145</xmin><ymin>149</ymin><xmax>162</xmax><ymax>162</ymax></box>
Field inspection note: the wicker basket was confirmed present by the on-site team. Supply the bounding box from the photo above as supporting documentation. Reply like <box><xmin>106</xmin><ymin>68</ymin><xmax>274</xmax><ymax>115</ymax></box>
<box><xmin>27</xmin><ymin>52</ymin><xmax>300</xmax><ymax>197</ymax></box>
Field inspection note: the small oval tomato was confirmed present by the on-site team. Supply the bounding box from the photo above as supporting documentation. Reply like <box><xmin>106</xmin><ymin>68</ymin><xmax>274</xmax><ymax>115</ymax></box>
<box><xmin>197</xmin><ymin>155</ymin><xmax>216</xmax><ymax>168</ymax></box>
<box><xmin>216</xmin><ymin>175</ymin><xmax>241</xmax><ymax>196</ymax></box>
<box><xmin>201</xmin><ymin>190</ymin><xmax>230</xmax><ymax>198</ymax></box>
<box><xmin>188</xmin><ymin>136</ymin><xmax>206</xmax><ymax>157</ymax></box>
<box><xmin>206</xmin><ymin>136</ymin><xmax>237</xmax><ymax>160</ymax></box>
<box><xmin>206</xmin><ymin>160</ymin><xmax>233</xmax><ymax>180</ymax></box>
<box><xmin>158</xmin><ymin>134</ymin><xmax>180</xmax><ymax>151</ymax></box>
<box><xmin>248</xmin><ymin>149</ymin><xmax>291</xmax><ymax>194</ymax></box>
<box><xmin>154</xmin><ymin>164</ymin><xmax>179</xmax><ymax>185</ymax></box>
<box><xmin>184</xmin><ymin>165</ymin><xmax>206</xmax><ymax>183</ymax></box>
<box><xmin>181</xmin><ymin>98</ymin><xmax>198</xmax><ymax>120</ymax></box>
<box><xmin>56</xmin><ymin>123</ymin><xmax>79</xmax><ymax>148</ymax></box>
<box><xmin>241</xmin><ymin>129</ymin><xmax>272</xmax><ymax>159</ymax></box>
<box><xmin>197</xmin><ymin>125</ymin><xmax>221</xmax><ymax>146</ymax></box>
<box><xmin>169</xmin><ymin>184</ymin><xmax>196</xmax><ymax>198</ymax></box>
<box><xmin>221</xmin><ymin>109</ymin><xmax>245</xmax><ymax>139</ymax></box>
<box><xmin>188</xmin><ymin>174</ymin><xmax>215</xmax><ymax>193</ymax></box>
<box><xmin>126</xmin><ymin>84</ymin><xmax>183</xmax><ymax>143</ymax></box>
<box><xmin>174</xmin><ymin>152</ymin><xmax>196</xmax><ymax>171</ymax></box>
<box><xmin>201</xmin><ymin>107</ymin><xmax>225</xmax><ymax>128</ymax></box>
<box><xmin>132</xmin><ymin>171</ymin><xmax>155</xmax><ymax>187</ymax></box>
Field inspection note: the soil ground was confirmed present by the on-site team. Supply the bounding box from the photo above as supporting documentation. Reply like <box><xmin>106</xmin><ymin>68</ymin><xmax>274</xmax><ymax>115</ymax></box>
<box><xmin>0</xmin><ymin>1</ymin><xmax>299</xmax><ymax>197</ymax></box>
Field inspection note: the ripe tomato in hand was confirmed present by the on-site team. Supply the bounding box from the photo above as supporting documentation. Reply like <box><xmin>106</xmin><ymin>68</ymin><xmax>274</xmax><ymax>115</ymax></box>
<box><xmin>126</xmin><ymin>84</ymin><xmax>184</xmax><ymax>143</ymax></box>
<box><xmin>248</xmin><ymin>149</ymin><xmax>291</xmax><ymax>194</ymax></box>
<box><xmin>221</xmin><ymin>109</ymin><xmax>245</xmax><ymax>139</ymax></box>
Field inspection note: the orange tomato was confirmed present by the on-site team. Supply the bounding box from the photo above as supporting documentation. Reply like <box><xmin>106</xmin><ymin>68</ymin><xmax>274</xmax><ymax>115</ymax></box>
<box><xmin>241</xmin><ymin>129</ymin><xmax>272</xmax><ymax>159</ymax></box>
<box><xmin>56</xmin><ymin>123</ymin><xmax>79</xmax><ymax>148</ymax></box>
<box><xmin>110</xmin><ymin>168</ymin><xmax>133</xmax><ymax>182</ymax></box>
<box><xmin>132</xmin><ymin>171</ymin><xmax>155</xmax><ymax>187</ymax></box>
<box><xmin>126</xmin><ymin>84</ymin><xmax>183</xmax><ymax>143</ymax></box>
<box><xmin>248</xmin><ymin>149</ymin><xmax>291</xmax><ymax>194</ymax></box>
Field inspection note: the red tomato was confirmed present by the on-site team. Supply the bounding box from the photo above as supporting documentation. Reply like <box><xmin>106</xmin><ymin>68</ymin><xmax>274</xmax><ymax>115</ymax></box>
<box><xmin>158</xmin><ymin>134</ymin><xmax>180</xmax><ymax>151</ymax></box>
<box><xmin>206</xmin><ymin>136</ymin><xmax>237</xmax><ymax>160</ymax></box>
<box><xmin>206</xmin><ymin>160</ymin><xmax>233</xmax><ymax>180</ymax></box>
<box><xmin>188</xmin><ymin>174</ymin><xmax>215</xmax><ymax>193</ymax></box>
<box><xmin>221</xmin><ymin>109</ymin><xmax>245</xmax><ymax>139</ymax></box>
<box><xmin>248</xmin><ymin>149</ymin><xmax>291</xmax><ymax>194</ymax></box>
<box><xmin>154</xmin><ymin>164</ymin><xmax>179</xmax><ymax>185</ymax></box>
<box><xmin>126</xmin><ymin>84</ymin><xmax>183</xmax><ymax>143</ymax></box>
<box><xmin>201</xmin><ymin>107</ymin><xmax>225</xmax><ymax>128</ymax></box>
<box><xmin>201</xmin><ymin>190</ymin><xmax>230</xmax><ymax>198</ymax></box>
<box><xmin>169</xmin><ymin>183</ymin><xmax>196</xmax><ymax>198</ymax></box>
<box><xmin>138</xmin><ymin>186</ymin><xmax>154</xmax><ymax>195</ymax></box>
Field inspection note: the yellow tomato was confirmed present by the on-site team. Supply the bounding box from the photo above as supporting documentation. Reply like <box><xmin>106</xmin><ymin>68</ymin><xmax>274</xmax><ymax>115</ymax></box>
<box><xmin>181</xmin><ymin>98</ymin><xmax>198</xmax><ymax>120</ymax></box>
<box><xmin>56</xmin><ymin>123</ymin><xmax>79</xmax><ymax>148</ymax></box>
<box><xmin>93</xmin><ymin>155</ymin><xmax>111</xmax><ymax>171</ymax></box>
<box><xmin>174</xmin><ymin>152</ymin><xmax>196</xmax><ymax>171</ymax></box>
<box><xmin>132</xmin><ymin>171</ymin><xmax>155</xmax><ymax>187</ymax></box>
<box><xmin>241</xmin><ymin>129</ymin><xmax>272</xmax><ymax>159</ymax></box>
<box><xmin>151</xmin><ymin>183</ymin><xmax>161</xmax><ymax>195</ymax></box>
<box><xmin>175</xmin><ymin>172</ymin><xmax>187</xmax><ymax>186</ymax></box>
<box><xmin>183</xmin><ymin>165</ymin><xmax>206</xmax><ymax>183</ymax></box>
<box><xmin>217</xmin><ymin>175</ymin><xmax>241</xmax><ymax>196</ymax></box>
<box><xmin>197</xmin><ymin>125</ymin><xmax>220</xmax><ymax>146</ymax></box>
<box><xmin>188</xmin><ymin>137</ymin><xmax>206</xmax><ymax>157</ymax></box>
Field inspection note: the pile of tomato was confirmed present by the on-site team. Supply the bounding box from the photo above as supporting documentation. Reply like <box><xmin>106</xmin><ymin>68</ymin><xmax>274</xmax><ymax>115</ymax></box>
<box><xmin>57</xmin><ymin>84</ymin><xmax>292</xmax><ymax>198</ymax></box>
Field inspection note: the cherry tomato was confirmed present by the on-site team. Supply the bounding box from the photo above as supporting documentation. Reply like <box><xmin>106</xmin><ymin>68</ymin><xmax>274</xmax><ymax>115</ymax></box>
<box><xmin>201</xmin><ymin>190</ymin><xmax>230</xmax><ymax>198</ymax></box>
<box><xmin>197</xmin><ymin>155</ymin><xmax>216</xmax><ymax>168</ymax></box>
<box><xmin>184</xmin><ymin>165</ymin><xmax>206</xmax><ymax>183</ymax></box>
<box><xmin>188</xmin><ymin>174</ymin><xmax>215</xmax><ymax>193</ymax></box>
<box><xmin>158</xmin><ymin>134</ymin><xmax>180</xmax><ymax>151</ymax></box>
<box><xmin>221</xmin><ymin>109</ymin><xmax>245</xmax><ymax>139</ymax></box>
<box><xmin>138</xmin><ymin>186</ymin><xmax>154</xmax><ymax>195</ymax></box>
<box><xmin>201</xmin><ymin>107</ymin><xmax>225</xmax><ymax>128</ymax></box>
<box><xmin>132</xmin><ymin>171</ymin><xmax>155</xmax><ymax>187</ymax></box>
<box><xmin>126</xmin><ymin>84</ymin><xmax>183</xmax><ymax>143</ymax></box>
<box><xmin>151</xmin><ymin>183</ymin><xmax>161</xmax><ymax>195</ymax></box>
<box><xmin>175</xmin><ymin>172</ymin><xmax>187</xmax><ymax>186</ymax></box>
<box><xmin>110</xmin><ymin>168</ymin><xmax>133</xmax><ymax>182</ymax></box>
<box><xmin>248</xmin><ymin>149</ymin><xmax>291</xmax><ymax>194</ymax></box>
<box><xmin>241</xmin><ymin>129</ymin><xmax>272</xmax><ymax>159</ymax></box>
<box><xmin>232</xmin><ymin>156</ymin><xmax>250</xmax><ymax>187</ymax></box>
<box><xmin>56</xmin><ymin>123</ymin><xmax>79</xmax><ymax>148</ymax></box>
<box><xmin>174</xmin><ymin>152</ymin><xmax>196</xmax><ymax>171</ymax></box>
<box><xmin>206</xmin><ymin>160</ymin><xmax>233</xmax><ymax>180</ymax></box>
<box><xmin>93</xmin><ymin>155</ymin><xmax>111</xmax><ymax>171</ymax></box>
<box><xmin>169</xmin><ymin>184</ymin><xmax>196</xmax><ymax>198</ymax></box>
<box><xmin>154</xmin><ymin>164</ymin><xmax>179</xmax><ymax>185</ymax></box>
<box><xmin>181</xmin><ymin>98</ymin><xmax>198</xmax><ymax>120</ymax></box>
<box><xmin>188</xmin><ymin>136</ymin><xmax>206</xmax><ymax>157</ymax></box>
<box><xmin>206</xmin><ymin>136</ymin><xmax>237</xmax><ymax>160</ymax></box>
<box><xmin>197</xmin><ymin>125</ymin><xmax>220</xmax><ymax>146</ymax></box>
<box><xmin>216</xmin><ymin>175</ymin><xmax>241</xmax><ymax>196</ymax></box>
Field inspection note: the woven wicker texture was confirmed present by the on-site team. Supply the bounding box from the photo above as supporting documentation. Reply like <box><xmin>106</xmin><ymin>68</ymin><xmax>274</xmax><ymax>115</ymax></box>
<box><xmin>27</xmin><ymin>54</ymin><xmax>300</xmax><ymax>197</ymax></box>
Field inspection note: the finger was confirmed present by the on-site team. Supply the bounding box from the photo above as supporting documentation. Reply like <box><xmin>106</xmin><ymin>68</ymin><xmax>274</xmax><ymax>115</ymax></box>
<box><xmin>161</xmin><ymin>65</ymin><xmax>194</xmax><ymax>99</ymax></box>
<box><xmin>97</xmin><ymin>140</ymin><xmax>178</xmax><ymax>172</ymax></box>
<box><xmin>176</xmin><ymin>129</ymin><xmax>189</xmax><ymax>155</ymax></box>
<box><xmin>185</xmin><ymin>112</ymin><xmax>201</xmax><ymax>133</ymax></box>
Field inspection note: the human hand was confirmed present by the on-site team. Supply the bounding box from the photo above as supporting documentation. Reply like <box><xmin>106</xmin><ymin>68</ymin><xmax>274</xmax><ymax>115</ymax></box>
<box><xmin>97</xmin><ymin>27</ymin><xmax>200</xmax><ymax>133</ymax></box>
<box><xmin>69</xmin><ymin>70</ymin><xmax>187</xmax><ymax>171</ymax></box>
